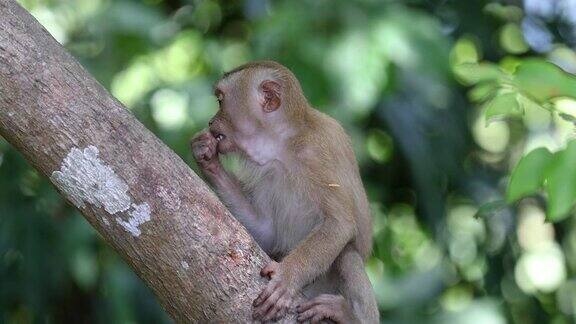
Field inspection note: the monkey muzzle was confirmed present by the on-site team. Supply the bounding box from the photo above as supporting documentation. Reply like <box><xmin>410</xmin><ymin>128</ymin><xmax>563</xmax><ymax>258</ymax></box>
<box><xmin>209</xmin><ymin>127</ymin><xmax>226</xmax><ymax>142</ymax></box>
<box><xmin>209</xmin><ymin>124</ymin><xmax>234</xmax><ymax>153</ymax></box>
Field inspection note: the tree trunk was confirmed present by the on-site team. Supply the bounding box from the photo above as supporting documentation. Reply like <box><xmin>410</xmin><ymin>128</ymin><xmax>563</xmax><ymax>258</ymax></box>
<box><xmin>0</xmin><ymin>0</ymin><xmax>301</xmax><ymax>322</ymax></box>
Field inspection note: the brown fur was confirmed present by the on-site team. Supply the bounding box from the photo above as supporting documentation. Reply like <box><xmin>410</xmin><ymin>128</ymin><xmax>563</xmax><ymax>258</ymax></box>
<box><xmin>191</xmin><ymin>61</ymin><xmax>378</xmax><ymax>323</ymax></box>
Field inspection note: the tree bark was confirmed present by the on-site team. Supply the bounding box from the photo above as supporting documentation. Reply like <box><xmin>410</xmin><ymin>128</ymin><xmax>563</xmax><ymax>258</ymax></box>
<box><xmin>0</xmin><ymin>0</ymin><xmax>301</xmax><ymax>322</ymax></box>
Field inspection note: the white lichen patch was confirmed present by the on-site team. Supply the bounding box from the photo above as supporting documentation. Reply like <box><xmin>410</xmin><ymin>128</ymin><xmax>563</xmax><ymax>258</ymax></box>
<box><xmin>116</xmin><ymin>203</ymin><xmax>151</xmax><ymax>237</ymax></box>
<box><xmin>51</xmin><ymin>146</ymin><xmax>152</xmax><ymax>237</ymax></box>
<box><xmin>50</xmin><ymin>146</ymin><xmax>131</xmax><ymax>214</ymax></box>
<box><xmin>181</xmin><ymin>261</ymin><xmax>189</xmax><ymax>270</ymax></box>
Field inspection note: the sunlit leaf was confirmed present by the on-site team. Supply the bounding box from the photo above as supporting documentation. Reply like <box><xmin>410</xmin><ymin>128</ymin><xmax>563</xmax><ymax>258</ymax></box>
<box><xmin>483</xmin><ymin>92</ymin><xmax>521</xmax><ymax>123</ymax></box>
<box><xmin>500</xmin><ymin>23</ymin><xmax>529</xmax><ymax>55</ymax></box>
<box><xmin>507</xmin><ymin>147</ymin><xmax>553</xmax><ymax>203</ymax></box>
<box><xmin>453</xmin><ymin>63</ymin><xmax>505</xmax><ymax>86</ymax></box>
<box><xmin>515</xmin><ymin>59</ymin><xmax>576</xmax><ymax>101</ymax></box>
<box><xmin>450</xmin><ymin>37</ymin><xmax>479</xmax><ymax>65</ymax></box>
<box><xmin>545</xmin><ymin>141</ymin><xmax>576</xmax><ymax>222</ymax></box>
<box><xmin>468</xmin><ymin>82</ymin><xmax>498</xmax><ymax>102</ymax></box>
<box><xmin>500</xmin><ymin>56</ymin><xmax>522</xmax><ymax>74</ymax></box>
<box><xmin>516</xmin><ymin>94</ymin><xmax>544</xmax><ymax>113</ymax></box>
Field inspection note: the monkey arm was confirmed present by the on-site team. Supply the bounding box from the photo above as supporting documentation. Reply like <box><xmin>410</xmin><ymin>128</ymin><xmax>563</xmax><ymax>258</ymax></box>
<box><xmin>190</xmin><ymin>129</ymin><xmax>275</xmax><ymax>252</ymax></box>
<box><xmin>252</xmin><ymin>197</ymin><xmax>355</xmax><ymax>322</ymax></box>
<box><xmin>208</xmin><ymin>169</ymin><xmax>275</xmax><ymax>253</ymax></box>
<box><xmin>281</xmin><ymin>191</ymin><xmax>355</xmax><ymax>289</ymax></box>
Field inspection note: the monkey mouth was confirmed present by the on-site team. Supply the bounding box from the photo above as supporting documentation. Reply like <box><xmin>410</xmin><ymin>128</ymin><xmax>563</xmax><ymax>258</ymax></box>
<box><xmin>215</xmin><ymin>134</ymin><xmax>226</xmax><ymax>142</ymax></box>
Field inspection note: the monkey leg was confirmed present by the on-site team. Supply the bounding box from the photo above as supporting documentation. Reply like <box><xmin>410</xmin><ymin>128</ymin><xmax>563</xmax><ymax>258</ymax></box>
<box><xmin>296</xmin><ymin>294</ymin><xmax>355</xmax><ymax>323</ymax></box>
<box><xmin>297</xmin><ymin>246</ymin><xmax>379</xmax><ymax>323</ymax></box>
<box><xmin>336</xmin><ymin>246</ymin><xmax>379</xmax><ymax>323</ymax></box>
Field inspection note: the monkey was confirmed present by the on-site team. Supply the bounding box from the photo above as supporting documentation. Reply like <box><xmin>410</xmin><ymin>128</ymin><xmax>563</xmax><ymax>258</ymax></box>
<box><xmin>191</xmin><ymin>61</ymin><xmax>379</xmax><ymax>323</ymax></box>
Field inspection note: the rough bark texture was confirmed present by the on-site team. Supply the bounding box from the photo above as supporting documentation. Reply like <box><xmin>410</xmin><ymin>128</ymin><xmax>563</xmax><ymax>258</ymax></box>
<box><xmin>0</xmin><ymin>0</ymin><xmax>302</xmax><ymax>322</ymax></box>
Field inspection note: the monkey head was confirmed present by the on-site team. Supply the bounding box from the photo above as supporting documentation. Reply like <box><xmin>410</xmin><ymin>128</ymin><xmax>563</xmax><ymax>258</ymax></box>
<box><xmin>208</xmin><ymin>61</ymin><xmax>308</xmax><ymax>164</ymax></box>
<box><xmin>209</xmin><ymin>71</ymin><xmax>281</xmax><ymax>155</ymax></box>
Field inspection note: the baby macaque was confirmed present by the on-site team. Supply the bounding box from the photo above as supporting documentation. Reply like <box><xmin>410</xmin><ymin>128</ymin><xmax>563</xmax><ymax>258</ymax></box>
<box><xmin>191</xmin><ymin>61</ymin><xmax>379</xmax><ymax>323</ymax></box>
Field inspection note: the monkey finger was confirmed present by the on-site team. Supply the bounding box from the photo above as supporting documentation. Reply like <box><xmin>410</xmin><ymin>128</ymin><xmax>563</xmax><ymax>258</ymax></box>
<box><xmin>314</xmin><ymin>294</ymin><xmax>342</xmax><ymax>305</ymax></box>
<box><xmin>297</xmin><ymin>299</ymin><xmax>321</xmax><ymax>313</ymax></box>
<box><xmin>298</xmin><ymin>307</ymin><xmax>328</xmax><ymax>324</ymax></box>
<box><xmin>272</xmin><ymin>309</ymin><xmax>288</xmax><ymax>322</ymax></box>
<box><xmin>200</xmin><ymin>145</ymin><xmax>218</xmax><ymax>161</ymax></box>
<box><xmin>197</xmin><ymin>152</ymin><xmax>212</xmax><ymax>163</ymax></box>
<box><xmin>191</xmin><ymin>144</ymin><xmax>208</xmax><ymax>156</ymax></box>
<box><xmin>297</xmin><ymin>308</ymin><xmax>317</xmax><ymax>322</ymax></box>
<box><xmin>263</xmin><ymin>308</ymin><xmax>281</xmax><ymax>322</ymax></box>
<box><xmin>191</xmin><ymin>140</ymin><xmax>205</xmax><ymax>149</ymax></box>
<box><xmin>197</xmin><ymin>146</ymin><xmax>210</xmax><ymax>157</ymax></box>
<box><xmin>310</xmin><ymin>314</ymin><xmax>327</xmax><ymax>324</ymax></box>
<box><xmin>261</xmin><ymin>304</ymin><xmax>281</xmax><ymax>322</ymax></box>
<box><xmin>202</xmin><ymin>151</ymin><xmax>214</xmax><ymax>161</ymax></box>
<box><xmin>190</xmin><ymin>136</ymin><xmax>209</xmax><ymax>149</ymax></box>
<box><xmin>299</xmin><ymin>303</ymin><xmax>334</xmax><ymax>322</ymax></box>
<box><xmin>253</xmin><ymin>280</ymin><xmax>280</xmax><ymax>306</ymax></box>
<box><xmin>271</xmin><ymin>298</ymin><xmax>291</xmax><ymax>321</ymax></box>
<box><xmin>195</xmin><ymin>130</ymin><xmax>212</xmax><ymax>139</ymax></box>
<box><xmin>192</xmin><ymin>132</ymin><xmax>215</xmax><ymax>145</ymax></box>
<box><xmin>262</xmin><ymin>293</ymin><xmax>291</xmax><ymax>321</ymax></box>
<box><xmin>205</xmin><ymin>141</ymin><xmax>219</xmax><ymax>155</ymax></box>
<box><xmin>254</xmin><ymin>288</ymin><xmax>284</xmax><ymax>319</ymax></box>
<box><xmin>206</xmin><ymin>144</ymin><xmax>218</xmax><ymax>160</ymax></box>
<box><xmin>196</xmin><ymin>138</ymin><xmax>216</xmax><ymax>149</ymax></box>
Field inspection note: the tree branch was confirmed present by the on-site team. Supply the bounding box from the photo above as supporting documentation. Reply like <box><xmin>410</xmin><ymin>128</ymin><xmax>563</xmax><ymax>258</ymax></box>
<box><xmin>0</xmin><ymin>0</ymin><xmax>301</xmax><ymax>322</ymax></box>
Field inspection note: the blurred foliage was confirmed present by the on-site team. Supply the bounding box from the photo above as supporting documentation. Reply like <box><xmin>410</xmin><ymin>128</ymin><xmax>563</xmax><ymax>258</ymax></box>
<box><xmin>4</xmin><ymin>0</ymin><xmax>576</xmax><ymax>323</ymax></box>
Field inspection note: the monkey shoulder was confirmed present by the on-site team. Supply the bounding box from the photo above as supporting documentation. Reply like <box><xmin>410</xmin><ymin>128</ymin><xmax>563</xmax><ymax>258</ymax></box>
<box><xmin>295</xmin><ymin>114</ymin><xmax>356</xmax><ymax>175</ymax></box>
<box><xmin>293</xmin><ymin>137</ymin><xmax>358</xmax><ymax>208</ymax></box>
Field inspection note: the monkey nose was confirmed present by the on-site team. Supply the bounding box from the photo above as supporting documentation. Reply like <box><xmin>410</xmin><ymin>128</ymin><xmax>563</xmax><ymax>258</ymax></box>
<box><xmin>208</xmin><ymin>119</ymin><xmax>214</xmax><ymax>126</ymax></box>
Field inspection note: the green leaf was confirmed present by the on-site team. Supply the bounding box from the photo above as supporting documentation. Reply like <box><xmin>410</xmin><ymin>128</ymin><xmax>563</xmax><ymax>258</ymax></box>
<box><xmin>468</xmin><ymin>82</ymin><xmax>498</xmax><ymax>103</ymax></box>
<box><xmin>516</xmin><ymin>93</ymin><xmax>544</xmax><ymax>113</ymax></box>
<box><xmin>500</xmin><ymin>23</ymin><xmax>529</xmax><ymax>55</ymax></box>
<box><xmin>454</xmin><ymin>63</ymin><xmax>505</xmax><ymax>86</ymax></box>
<box><xmin>484</xmin><ymin>3</ymin><xmax>524</xmax><ymax>21</ymax></box>
<box><xmin>514</xmin><ymin>59</ymin><xmax>576</xmax><ymax>101</ymax></box>
<box><xmin>451</xmin><ymin>37</ymin><xmax>479</xmax><ymax>65</ymax></box>
<box><xmin>545</xmin><ymin>141</ymin><xmax>576</xmax><ymax>222</ymax></box>
<box><xmin>507</xmin><ymin>147</ymin><xmax>553</xmax><ymax>203</ymax></box>
<box><xmin>483</xmin><ymin>92</ymin><xmax>522</xmax><ymax>123</ymax></box>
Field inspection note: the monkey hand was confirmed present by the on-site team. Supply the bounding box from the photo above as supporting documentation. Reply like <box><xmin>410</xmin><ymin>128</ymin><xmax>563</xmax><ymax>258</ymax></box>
<box><xmin>253</xmin><ymin>261</ymin><xmax>298</xmax><ymax>322</ymax></box>
<box><xmin>296</xmin><ymin>294</ymin><xmax>357</xmax><ymax>324</ymax></box>
<box><xmin>191</xmin><ymin>130</ymin><xmax>222</xmax><ymax>177</ymax></box>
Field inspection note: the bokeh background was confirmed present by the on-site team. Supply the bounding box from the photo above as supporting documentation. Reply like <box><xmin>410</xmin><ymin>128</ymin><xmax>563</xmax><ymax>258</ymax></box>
<box><xmin>3</xmin><ymin>0</ymin><xmax>576</xmax><ymax>323</ymax></box>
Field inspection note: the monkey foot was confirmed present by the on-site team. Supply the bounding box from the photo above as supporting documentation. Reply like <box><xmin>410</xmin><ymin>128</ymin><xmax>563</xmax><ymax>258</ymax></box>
<box><xmin>252</xmin><ymin>261</ymin><xmax>296</xmax><ymax>322</ymax></box>
<box><xmin>296</xmin><ymin>294</ymin><xmax>355</xmax><ymax>324</ymax></box>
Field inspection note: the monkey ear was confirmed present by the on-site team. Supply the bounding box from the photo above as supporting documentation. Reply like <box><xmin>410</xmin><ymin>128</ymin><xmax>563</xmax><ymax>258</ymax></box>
<box><xmin>259</xmin><ymin>80</ymin><xmax>281</xmax><ymax>113</ymax></box>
